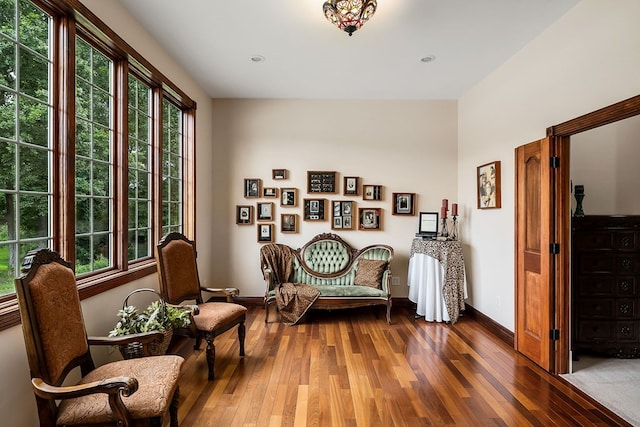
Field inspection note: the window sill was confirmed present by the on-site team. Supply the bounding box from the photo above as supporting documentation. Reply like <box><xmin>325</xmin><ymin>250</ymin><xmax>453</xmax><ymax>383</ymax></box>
<box><xmin>0</xmin><ymin>260</ymin><xmax>157</xmax><ymax>332</ymax></box>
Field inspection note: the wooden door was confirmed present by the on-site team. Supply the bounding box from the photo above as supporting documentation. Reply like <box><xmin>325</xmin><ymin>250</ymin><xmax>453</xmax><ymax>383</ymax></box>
<box><xmin>515</xmin><ymin>137</ymin><xmax>554</xmax><ymax>371</ymax></box>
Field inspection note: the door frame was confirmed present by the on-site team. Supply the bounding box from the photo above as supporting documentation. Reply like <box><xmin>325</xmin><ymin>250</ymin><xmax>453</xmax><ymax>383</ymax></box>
<box><xmin>546</xmin><ymin>94</ymin><xmax>640</xmax><ymax>374</ymax></box>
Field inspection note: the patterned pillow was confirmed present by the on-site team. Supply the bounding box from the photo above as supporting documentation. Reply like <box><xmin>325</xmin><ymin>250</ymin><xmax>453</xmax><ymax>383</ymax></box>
<box><xmin>354</xmin><ymin>259</ymin><xmax>387</xmax><ymax>289</ymax></box>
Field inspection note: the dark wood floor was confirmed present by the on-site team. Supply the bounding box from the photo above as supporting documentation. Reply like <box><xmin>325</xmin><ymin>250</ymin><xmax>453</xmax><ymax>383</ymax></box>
<box><xmin>169</xmin><ymin>305</ymin><xmax>630</xmax><ymax>426</ymax></box>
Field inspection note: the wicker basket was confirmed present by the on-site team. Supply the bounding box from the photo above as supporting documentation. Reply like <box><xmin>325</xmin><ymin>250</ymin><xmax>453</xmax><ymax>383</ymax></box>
<box><xmin>118</xmin><ymin>288</ymin><xmax>173</xmax><ymax>359</ymax></box>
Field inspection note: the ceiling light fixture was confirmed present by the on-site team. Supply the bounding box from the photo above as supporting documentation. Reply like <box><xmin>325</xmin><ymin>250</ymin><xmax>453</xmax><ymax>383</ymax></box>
<box><xmin>323</xmin><ymin>0</ymin><xmax>377</xmax><ymax>37</ymax></box>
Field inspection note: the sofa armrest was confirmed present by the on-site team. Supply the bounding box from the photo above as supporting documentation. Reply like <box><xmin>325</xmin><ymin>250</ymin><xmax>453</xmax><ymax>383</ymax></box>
<box><xmin>381</xmin><ymin>266</ymin><xmax>392</xmax><ymax>296</ymax></box>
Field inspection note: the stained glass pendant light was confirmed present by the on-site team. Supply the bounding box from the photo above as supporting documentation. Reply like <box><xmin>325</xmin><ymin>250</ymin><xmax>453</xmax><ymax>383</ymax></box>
<box><xmin>323</xmin><ymin>0</ymin><xmax>377</xmax><ymax>36</ymax></box>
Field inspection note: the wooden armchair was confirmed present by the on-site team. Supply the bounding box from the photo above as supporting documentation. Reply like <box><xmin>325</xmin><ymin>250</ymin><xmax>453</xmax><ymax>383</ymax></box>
<box><xmin>155</xmin><ymin>232</ymin><xmax>247</xmax><ymax>380</ymax></box>
<box><xmin>15</xmin><ymin>249</ymin><xmax>184</xmax><ymax>427</ymax></box>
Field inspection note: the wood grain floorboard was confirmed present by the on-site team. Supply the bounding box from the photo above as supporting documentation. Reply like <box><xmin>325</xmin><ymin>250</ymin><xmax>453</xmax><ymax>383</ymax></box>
<box><xmin>167</xmin><ymin>306</ymin><xmax>630</xmax><ymax>427</ymax></box>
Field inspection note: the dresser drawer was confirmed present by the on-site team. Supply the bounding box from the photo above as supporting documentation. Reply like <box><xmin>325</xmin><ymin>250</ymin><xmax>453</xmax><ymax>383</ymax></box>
<box><xmin>617</xmin><ymin>322</ymin><xmax>640</xmax><ymax>341</ymax></box>
<box><xmin>617</xmin><ymin>255</ymin><xmax>640</xmax><ymax>274</ymax></box>
<box><xmin>616</xmin><ymin>299</ymin><xmax>640</xmax><ymax>318</ymax></box>
<box><xmin>577</xmin><ymin>321</ymin><xmax>616</xmax><ymax>342</ymax></box>
<box><xmin>577</xmin><ymin>254</ymin><xmax>615</xmax><ymax>274</ymax></box>
<box><xmin>617</xmin><ymin>277</ymin><xmax>638</xmax><ymax>296</ymax></box>
<box><xmin>573</xmin><ymin>230</ymin><xmax>613</xmax><ymax>251</ymax></box>
<box><xmin>614</xmin><ymin>231</ymin><xmax>638</xmax><ymax>251</ymax></box>
<box><xmin>577</xmin><ymin>298</ymin><xmax>614</xmax><ymax>318</ymax></box>
<box><xmin>575</xmin><ymin>276</ymin><xmax>614</xmax><ymax>296</ymax></box>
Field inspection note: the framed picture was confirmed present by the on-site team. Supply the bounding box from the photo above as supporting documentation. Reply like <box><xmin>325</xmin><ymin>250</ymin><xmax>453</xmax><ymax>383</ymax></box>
<box><xmin>392</xmin><ymin>192</ymin><xmax>415</xmax><ymax>215</ymax></box>
<box><xmin>257</xmin><ymin>202</ymin><xmax>274</xmax><ymax>221</ymax></box>
<box><xmin>307</xmin><ymin>171</ymin><xmax>337</xmax><ymax>193</ymax></box>
<box><xmin>417</xmin><ymin>211</ymin><xmax>438</xmax><ymax>237</ymax></box>
<box><xmin>244</xmin><ymin>178</ymin><xmax>261</xmax><ymax>198</ymax></box>
<box><xmin>343</xmin><ymin>176</ymin><xmax>359</xmax><ymax>196</ymax></box>
<box><xmin>280</xmin><ymin>188</ymin><xmax>297</xmax><ymax>207</ymax></box>
<box><xmin>257</xmin><ymin>223</ymin><xmax>274</xmax><ymax>243</ymax></box>
<box><xmin>331</xmin><ymin>200</ymin><xmax>355</xmax><ymax>230</ymax></box>
<box><xmin>281</xmin><ymin>213</ymin><xmax>298</xmax><ymax>233</ymax></box>
<box><xmin>477</xmin><ymin>161</ymin><xmax>501</xmax><ymax>209</ymax></box>
<box><xmin>358</xmin><ymin>208</ymin><xmax>381</xmax><ymax>231</ymax></box>
<box><xmin>363</xmin><ymin>184</ymin><xmax>382</xmax><ymax>201</ymax></box>
<box><xmin>303</xmin><ymin>198</ymin><xmax>326</xmax><ymax>221</ymax></box>
<box><xmin>263</xmin><ymin>187</ymin><xmax>278</xmax><ymax>198</ymax></box>
<box><xmin>236</xmin><ymin>205</ymin><xmax>253</xmax><ymax>225</ymax></box>
<box><xmin>272</xmin><ymin>169</ymin><xmax>287</xmax><ymax>180</ymax></box>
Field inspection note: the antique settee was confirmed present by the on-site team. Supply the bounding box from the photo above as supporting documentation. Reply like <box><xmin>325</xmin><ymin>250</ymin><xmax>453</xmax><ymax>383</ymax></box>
<box><xmin>260</xmin><ymin>233</ymin><xmax>394</xmax><ymax>323</ymax></box>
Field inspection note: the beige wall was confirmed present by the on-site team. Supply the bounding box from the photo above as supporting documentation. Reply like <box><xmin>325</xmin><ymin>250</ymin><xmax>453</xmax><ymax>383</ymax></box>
<box><xmin>458</xmin><ymin>0</ymin><xmax>640</xmax><ymax>330</ymax></box>
<box><xmin>211</xmin><ymin>99</ymin><xmax>458</xmax><ymax>297</ymax></box>
<box><xmin>571</xmin><ymin>115</ymin><xmax>640</xmax><ymax>215</ymax></box>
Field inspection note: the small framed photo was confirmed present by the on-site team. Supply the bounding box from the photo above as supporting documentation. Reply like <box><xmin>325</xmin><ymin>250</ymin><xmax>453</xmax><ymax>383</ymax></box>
<box><xmin>280</xmin><ymin>188</ymin><xmax>297</xmax><ymax>207</ymax></box>
<box><xmin>281</xmin><ymin>213</ymin><xmax>298</xmax><ymax>233</ymax></box>
<box><xmin>257</xmin><ymin>223</ymin><xmax>274</xmax><ymax>243</ymax></box>
<box><xmin>307</xmin><ymin>171</ymin><xmax>337</xmax><ymax>193</ymax></box>
<box><xmin>343</xmin><ymin>176</ymin><xmax>359</xmax><ymax>196</ymax></box>
<box><xmin>417</xmin><ymin>211</ymin><xmax>438</xmax><ymax>237</ymax></box>
<box><xmin>477</xmin><ymin>161</ymin><xmax>501</xmax><ymax>209</ymax></box>
<box><xmin>244</xmin><ymin>178</ymin><xmax>261</xmax><ymax>198</ymax></box>
<box><xmin>263</xmin><ymin>187</ymin><xmax>278</xmax><ymax>198</ymax></box>
<box><xmin>236</xmin><ymin>205</ymin><xmax>253</xmax><ymax>225</ymax></box>
<box><xmin>272</xmin><ymin>169</ymin><xmax>288</xmax><ymax>180</ymax></box>
<box><xmin>358</xmin><ymin>208</ymin><xmax>381</xmax><ymax>231</ymax></box>
<box><xmin>392</xmin><ymin>193</ymin><xmax>416</xmax><ymax>215</ymax></box>
<box><xmin>363</xmin><ymin>184</ymin><xmax>382</xmax><ymax>201</ymax></box>
<box><xmin>257</xmin><ymin>202</ymin><xmax>274</xmax><ymax>221</ymax></box>
<box><xmin>331</xmin><ymin>200</ymin><xmax>355</xmax><ymax>230</ymax></box>
<box><xmin>303</xmin><ymin>198</ymin><xmax>326</xmax><ymax>221</ymax></box>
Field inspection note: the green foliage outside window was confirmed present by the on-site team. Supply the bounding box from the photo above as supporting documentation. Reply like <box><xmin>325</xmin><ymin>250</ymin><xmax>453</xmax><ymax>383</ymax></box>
<box><xmin>0</xmin><ymin>0</ymin><xmax>190</xmax><ymax>299</ymax></box>
<box><xmin>0</xmin><ymin>0</ymin><xmax>52</xmax><ymax>294</ymax></box>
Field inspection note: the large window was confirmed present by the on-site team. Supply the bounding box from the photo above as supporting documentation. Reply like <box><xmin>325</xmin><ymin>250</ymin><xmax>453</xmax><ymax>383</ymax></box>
<box><xmin>162</xmin><ymin>99</ymin><xmax>182</xmax><ymax>236</ymax></box>
<box><xmin>0</xmin><ymin>0</ymin><xmax>52</xmax><ymax>294</ymax></box>
<box><xmin>0</xmin><ymin>0</ymin><xmax>196</xmax><ymax>329</ymax></box>
<box><xmin>127</xmin><ymin>75</ymin><xmax>152</xmax><ymax>262</ymax></box>
<box><xmin>75</xmin><ymin>37</ymin><xmax>113</xmax><ymax>274</ymax></box>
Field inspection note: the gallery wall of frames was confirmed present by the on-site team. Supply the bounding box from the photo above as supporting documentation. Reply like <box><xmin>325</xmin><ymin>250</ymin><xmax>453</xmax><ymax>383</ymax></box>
<box><xmin>236</xmin><ymin>169</ymin><xmax>416</xmax><ymax>243</ymax></box>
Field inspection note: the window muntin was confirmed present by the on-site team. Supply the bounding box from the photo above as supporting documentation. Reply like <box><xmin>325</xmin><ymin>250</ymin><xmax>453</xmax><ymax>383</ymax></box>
<box><xmin>127</xmin><ymin>75</ymin><xmax>152</xmax><ymax>261</ymax></box>
<box><xmin>162</xmin><ymin>99</ymin><xmax>182</xmax><ymax>235</ymax></box>
<box><xmin>74</xmin><ymin>37</ymin><xmax>114</xmax><ymax>275</ymax></box>
<box><xmin>0</xmin><ymin>0</ymin><xmax>52</xmax><ymax>296</ymax></box>
<box><xmin>0</xmin><ymin>1</ymin><xmax>195</xmax><ymax>330</ymax></box>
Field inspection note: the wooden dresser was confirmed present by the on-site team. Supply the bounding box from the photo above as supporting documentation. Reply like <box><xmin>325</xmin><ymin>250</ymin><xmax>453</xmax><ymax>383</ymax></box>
<box><xmin>572</xmin><ymin>215</ymin><xmax>640</xmax><ymax>358</ymax></box>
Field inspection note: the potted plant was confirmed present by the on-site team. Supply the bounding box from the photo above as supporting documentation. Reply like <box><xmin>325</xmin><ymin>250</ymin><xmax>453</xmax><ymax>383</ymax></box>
<box><xmin>109</xmin><ymin>288</ymin><xmax>192</xmax><ymax>358</ymax></box>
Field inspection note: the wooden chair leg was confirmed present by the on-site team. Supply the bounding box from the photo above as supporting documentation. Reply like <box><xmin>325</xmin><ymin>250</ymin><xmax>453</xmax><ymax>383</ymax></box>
<box><xmin>264</xmin><ymin>301</ymin><xmax>269</xmax><ymax>323</ymax></box>
<box><xmin>170</xmin><ymin>386</ymin><xmax>179</xmax><ymax>427</ymax></box>
<box><xmin>238</xmin><ymin>321</ymin><xmax>246</xmax><ymax>356</ymax></box>
<box><xmin>206</xmin><ymin>338</ymin><xmax>216</xmax><ymax>381</ymax></box>
<box><xmin>194</xmin><ymin>336</ymin><xmax>203</xmax><ymax>351</ymax></box>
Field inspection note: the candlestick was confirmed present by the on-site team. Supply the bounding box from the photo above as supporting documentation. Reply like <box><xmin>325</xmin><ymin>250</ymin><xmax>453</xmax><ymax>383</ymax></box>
<box><xmin>440</xmin><ymin>216</ymin><xmax>448</xmax><ymax>238</ymax></box>
<box><xmin>452</xmin><ymin>203</ymin><xmax>458</xmax><ymax>216</ymax></box>
<box><xmin>440</xmin><ymin>206</ymin><xmax>447</xmax><ymax>219</ymax></box>
<box><xmin>450</xmin><ymin>215</ymin><xmax>458</xmax><ymax>240</ymax></box>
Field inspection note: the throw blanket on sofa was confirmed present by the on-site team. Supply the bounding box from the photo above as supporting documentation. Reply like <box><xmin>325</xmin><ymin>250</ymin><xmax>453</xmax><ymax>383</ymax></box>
<box><xmin>260</xmin><ymin>244</ymin><xmax>320</xmax><ymax>325</ymax></box>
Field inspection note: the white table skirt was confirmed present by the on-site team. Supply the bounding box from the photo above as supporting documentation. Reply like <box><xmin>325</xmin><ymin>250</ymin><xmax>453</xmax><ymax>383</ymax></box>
<box><xmin>408</xmin><ymin>253</ymin><xmax>450</xmax><ymax>322</ymax></box>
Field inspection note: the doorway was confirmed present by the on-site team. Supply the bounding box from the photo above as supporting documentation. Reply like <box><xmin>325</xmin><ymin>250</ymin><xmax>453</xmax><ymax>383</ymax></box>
<box><xmin>514</xmin><ymin>95</ymin><xmax>640</xmax><ymax>375</ymax></box>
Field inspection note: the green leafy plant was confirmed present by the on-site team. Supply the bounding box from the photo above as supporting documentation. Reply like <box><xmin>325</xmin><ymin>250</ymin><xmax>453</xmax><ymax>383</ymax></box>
<box><xmin>109</xmin><ymin>301</ymin><xmax>191</xmax><ymax>337</ymax></box>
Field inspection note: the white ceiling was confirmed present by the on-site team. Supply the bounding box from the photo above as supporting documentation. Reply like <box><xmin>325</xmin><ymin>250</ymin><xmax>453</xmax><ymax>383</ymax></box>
<box><xmin>117</xmin><ymin>0</ymin><xmax>581</xmax><ymax>100</ymax></box>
